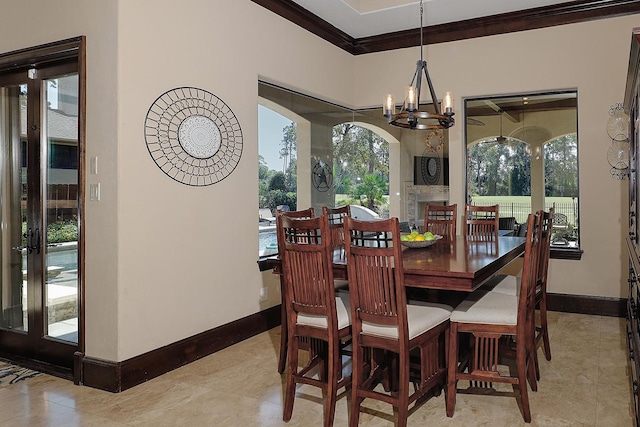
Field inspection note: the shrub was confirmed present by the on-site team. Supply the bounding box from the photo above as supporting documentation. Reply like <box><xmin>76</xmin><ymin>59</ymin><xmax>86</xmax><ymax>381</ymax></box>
<box><xmin>21</xmin><ymin>220</ymin><xmax>78</xmax><ymax>245</ymax></box>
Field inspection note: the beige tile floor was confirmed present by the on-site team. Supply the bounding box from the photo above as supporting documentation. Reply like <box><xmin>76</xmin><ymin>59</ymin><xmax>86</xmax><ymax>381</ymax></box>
<box><xmin>0</xmin><ymin>311</ymin><xmax>634</xmax><ymax>426</ymax></box>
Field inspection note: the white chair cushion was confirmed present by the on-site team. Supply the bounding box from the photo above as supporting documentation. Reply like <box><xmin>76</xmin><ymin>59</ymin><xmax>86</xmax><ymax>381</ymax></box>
<box><xmin>450</xmin><ymin>290</ymin><xmax>517</xmax><ymax>325</ymax></box>
<box><xmin>362</xmin><ymin>302</ymin><xmax>451</xmax><ymax>340</ymax></box>
<box><xmin>490</xmin><ymin>275</ymin><xmax>519</xmax><ymax>296</ymax></box>
<box><xmin>296</xmin><ymin>293</ymin><xmax>351</xmax><ymax>330</ymax></box>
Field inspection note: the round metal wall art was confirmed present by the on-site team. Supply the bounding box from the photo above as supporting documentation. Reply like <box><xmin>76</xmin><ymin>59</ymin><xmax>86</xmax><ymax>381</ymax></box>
<box><xmin>312</xmin><ymin>161</ymin><xmax>333</xmax><ymax>192</ymax></box>
<box><xmin>144</xmin><ymin>87</ymin><xmax>243</xmax><ymax>186</ymax></box>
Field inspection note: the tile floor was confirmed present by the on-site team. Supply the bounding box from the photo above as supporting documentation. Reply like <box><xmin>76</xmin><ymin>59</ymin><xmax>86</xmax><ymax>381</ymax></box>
<box><xmin>0</xmin><ymin>311</ymin><xmax>634</xmax><ymax>426</ymax></box>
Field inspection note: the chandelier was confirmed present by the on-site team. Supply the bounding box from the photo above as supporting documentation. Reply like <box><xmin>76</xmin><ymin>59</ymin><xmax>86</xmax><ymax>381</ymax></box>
<box><xmin>382</xmin><ymin>0</ymin><xmax>455</xmax><ymax>130</ymax></box>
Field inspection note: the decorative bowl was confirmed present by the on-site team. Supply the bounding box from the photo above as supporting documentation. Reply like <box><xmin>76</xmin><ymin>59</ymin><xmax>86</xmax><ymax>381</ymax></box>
<box><xmin>400</xmin><ymin>234</ymin><xmax>443</xmax><ymax>248</ymax></box>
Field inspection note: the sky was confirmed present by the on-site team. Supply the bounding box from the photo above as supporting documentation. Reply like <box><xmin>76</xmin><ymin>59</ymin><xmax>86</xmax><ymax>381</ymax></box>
<box><xmin>258</xmin><ymin>104</ymin><xmax>292</xmax><ymax>171</ymax></box>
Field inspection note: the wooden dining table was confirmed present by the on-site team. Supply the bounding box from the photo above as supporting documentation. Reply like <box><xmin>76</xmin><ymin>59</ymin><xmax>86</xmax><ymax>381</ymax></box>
<box><xmin>259</xmin><ymin>234</ymin><xmax>526</xmax><ymax>373</ymax></box>
<box><xmin>328</xmin><ymin>235</ymin><xmax>526</xmax><ymax>292</ymax></box>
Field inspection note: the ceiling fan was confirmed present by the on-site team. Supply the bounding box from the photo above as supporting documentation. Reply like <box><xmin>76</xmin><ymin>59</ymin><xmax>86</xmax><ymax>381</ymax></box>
<box><xmin>481</xmin><ymin>110</ymin><xmax>521</xmax><ymax>147</ymax></box>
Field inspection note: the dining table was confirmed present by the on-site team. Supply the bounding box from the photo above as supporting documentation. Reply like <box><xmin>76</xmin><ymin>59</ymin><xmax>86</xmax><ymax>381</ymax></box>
<box><xmin>327</xmin><ymin>234</ymin><xmax>526</xmax><ymax>292</ymax></box>
<box><xmin>258</xmin><ymin>234</ymin><xmax>526</xmax><ymax>373</ymax></box>
<box><xmin>261</xmin><ymin>235</ymin><xmax>524</xmax><ymax>287</ymax></box>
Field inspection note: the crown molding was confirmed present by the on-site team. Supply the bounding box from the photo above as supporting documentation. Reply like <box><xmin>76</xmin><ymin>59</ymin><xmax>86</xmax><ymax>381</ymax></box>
<box><xmin>252</xmin><ymin>0</ymin><xmax>640</xmax><ymax>55</ymax></box>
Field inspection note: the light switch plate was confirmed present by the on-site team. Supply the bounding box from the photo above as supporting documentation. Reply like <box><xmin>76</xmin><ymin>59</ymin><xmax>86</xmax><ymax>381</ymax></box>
<box><xmin>90</xmin><ymin>156</ymin><xmax>98</xmax><ymax>175</ymax></box>
<box><xmin>89</xmin><ymin>183</ymin><xmax>100</xmax><ymax>201</ymax></box>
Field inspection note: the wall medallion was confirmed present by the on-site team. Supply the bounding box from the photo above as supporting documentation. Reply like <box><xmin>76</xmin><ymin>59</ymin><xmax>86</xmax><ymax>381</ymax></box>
<box><xmin>144</xmin><ymin>87</ymin><xmax>243</xmax><ymax>186</ymax></box>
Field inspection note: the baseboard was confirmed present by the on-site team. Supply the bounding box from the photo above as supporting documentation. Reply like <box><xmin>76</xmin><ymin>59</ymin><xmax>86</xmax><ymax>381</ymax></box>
<box><xmin>547</xmin><ymin>292</ymin><xmax>626</xmax><ymax>317</ymax></box>
<box><xmin>81</xmin><ymin>293</ymin><xmax>625</xmax><ymax>393</ymax></box>
<box><xmin>81</xmin><ymin>305</ymin><xmax>280</xmax><ymax>392</ymax></box>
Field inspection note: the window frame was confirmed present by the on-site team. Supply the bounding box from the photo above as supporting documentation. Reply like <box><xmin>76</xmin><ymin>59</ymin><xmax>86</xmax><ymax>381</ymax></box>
<box><xmin>464</xmin><ymin>90</ymin><xmax>582</xmax><ymax>260</ymax></box>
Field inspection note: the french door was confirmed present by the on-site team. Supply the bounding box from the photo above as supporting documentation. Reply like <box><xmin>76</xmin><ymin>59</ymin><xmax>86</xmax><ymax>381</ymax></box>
<box><xmin>0</xmin><ymin>60</ymin><xmax>80</xmax><ymax>373</ymax></box>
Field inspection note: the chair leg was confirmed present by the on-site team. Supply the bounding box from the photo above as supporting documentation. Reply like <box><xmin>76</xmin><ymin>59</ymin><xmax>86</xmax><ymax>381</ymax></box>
<box><xmin>445</xmin><ymin>323</ymin><xmax>458</xmax><ymax>418</ymax></box>
<box><xmin>283</xmin><ymin>334</ymin><xmax>299</xmax><ymax>421</ymax></box>
<box><xmin>396</xmin><ymin>353</ymin><xmax>410</xmax><ymax>427</ymax></box>
<box><xmin>349</xmin><ymin>344</ymin><xmax>363</xmax><ymax>427</ymax></box>
<box><xmin>517</xmin><ymin>341</ymin><xmax>532</xmax><ymax>423</ymax></box>
<box><xmin>278</xmin><ymin>278</ymin><xmax>288</xmax><ymax>374</ymax></box>
<box><xmin>323</xmin><ymin>339</ymin><xmax>339</xmax><ymax>427</ymax></box>
<box><xmin>539</xmin><ymin>298</ymin><xmax>552</xmax><ymax>361</ymax></box>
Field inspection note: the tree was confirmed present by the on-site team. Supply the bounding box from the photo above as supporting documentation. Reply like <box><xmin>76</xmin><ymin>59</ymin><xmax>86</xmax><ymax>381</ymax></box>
<box><xmin>332</xmin><ymin>124</ymin><xmax>389</xmax><ymax>212</ymax></box>
<box><xmin>268</xmin><ymin>172</ymin><xmax>287</xmax><ymax>191</ymax></box>
<box><xmin>280</xmin><ymin>123</ymin><xmax>297</xmax><ymax>189</ymax></box>
<box><xmin>351</xmin><ymin>174</ymin><xmax>389</xmax><ymax>211</ymax></box>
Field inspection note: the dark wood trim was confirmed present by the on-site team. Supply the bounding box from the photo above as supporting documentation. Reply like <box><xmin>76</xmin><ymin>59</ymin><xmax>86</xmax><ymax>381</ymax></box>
<box><xmin>75</xmin><ymin>35</ymin><xmax>87</xmax><ymax>386</ymax></box>
<box><xmin>251</xmin><ymin>0</ymin><xmax>355</xmax><ymax>53</ymax></box>
<box><xmin>252</xmin><ymin>0</ymin><xmax>640</xmax><ymax>55</ymax></box>
<box><xmin>547</xmin><ymin>292</ymin><xmax>626</xmax><ymax>317</ymax></box>
<box><xmin>0</xmin><ymin>36</ymin><xmax>83</xmax><ymax>74</ymax></box>
<box><xmin>550</xmin><ymin>247</ymin><xmax>584</xmax><ymax>260</ymax></box>
<box><xmin>81</xmin><ymin>305</ymin><xmax>281</xmax><ymax>392</ymax></box>
<box><xmin>624</xmin><ymin>27</ymin><xmax>640</xmax><ymax>110</ymax></box>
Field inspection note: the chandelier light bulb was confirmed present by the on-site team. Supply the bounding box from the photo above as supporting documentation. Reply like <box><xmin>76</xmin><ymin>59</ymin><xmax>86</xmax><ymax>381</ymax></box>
<box><xmin>383</xmin><ymin>94</ymin><xmax>395</xmax><ymax>117</ymax></box>
<box><xmin>405</xmin><ymin>86</ymin><xmax>417</xmax><ymax>111</ymax></box>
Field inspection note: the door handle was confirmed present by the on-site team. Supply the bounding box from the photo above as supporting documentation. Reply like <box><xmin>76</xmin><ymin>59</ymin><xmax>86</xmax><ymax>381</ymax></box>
<box><xmin>31</xmin><ymin>227</ymin><xmax>40</xmax><ymax>254</ymax></box>
<box><xmin>14</xmin><ymin>228</ymin><xmax>41</xmax><ymax>254</ymax></box>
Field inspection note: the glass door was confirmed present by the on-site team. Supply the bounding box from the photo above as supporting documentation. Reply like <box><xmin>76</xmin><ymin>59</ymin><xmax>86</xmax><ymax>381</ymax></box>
<box><xmin>0</xmin><ymin>62</ymin><xmax>79</xmax><ymax>371</ymax></box>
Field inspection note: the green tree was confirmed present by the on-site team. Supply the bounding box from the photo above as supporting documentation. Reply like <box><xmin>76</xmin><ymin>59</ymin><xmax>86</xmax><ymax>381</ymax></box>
<box><xmin>268</xmin><ymin>172</ymin><xmax>287</xmax><ymax>191</ymax></box>
<box><xmin>332</xmin><ymin>124</ymin><xmax>389</xmax><ymax>213</ymax></box>
<box><xmin>544</xmin><ymin>135</ymin><xmax>578</xmax><ymax>197</ymax></box>
<box><xmin>351</xmin><ymin>174</ymin><xmax>388</xmax><ymax>211</ymax></box>
<box><xmin>280</xmin><ymin>123</ymin><xmax>297</xmax><ymax>189</ymax></box>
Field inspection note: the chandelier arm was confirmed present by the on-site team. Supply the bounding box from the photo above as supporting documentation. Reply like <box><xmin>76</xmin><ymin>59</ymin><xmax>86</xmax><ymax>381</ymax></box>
<box><xmin>422</xmin><ymin>61</ymin><xmax>441</xmax><ymax>115</ymax></box>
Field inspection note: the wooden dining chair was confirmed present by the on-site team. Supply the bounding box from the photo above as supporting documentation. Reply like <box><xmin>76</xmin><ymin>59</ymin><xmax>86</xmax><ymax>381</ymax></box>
<box><xmin>535</xmin><ymin>209</ymin><xmax>554</xmax><ymax>365</ymax></box>
<box><xmin>446</xmin><ymin>211</ymin><xmax>541</xmax><ymax>423</ymax></box>
<box><xmin>277</xmin><ymin>213</ymin><xmax>351</xmax><ymax>427</ymax></box>
<box><xmin>275</xmin><ymin>207</ymin><xmax>316</xmax><ymax>374</ymax></box>
<box><xmin>491</xmin><ymin>208</ymin><xmax>554</xmax><ymax>380</ymax></box>
<box><xmin>424</xmin><ymin>203</ymin><xmax>457</xmax><ymax>239</ymax></box>
<box><xmin>465</xmin><ymin>204</ymin><xmax>499</xmax><ymax>240</ymax></box>
<box><xmin>344</xmin><ymin>216</ymin><xmax>452</xmax><ymax>427</ymax></box>
<box><xmin>278</xmin><ymin>206</ymin><xmax>314</xmax><ymax>218</ymax></box>
<box><xmin>322</xmin><ymin>205</ymin><xmax>351</xmax><ymax>290</ymax></box>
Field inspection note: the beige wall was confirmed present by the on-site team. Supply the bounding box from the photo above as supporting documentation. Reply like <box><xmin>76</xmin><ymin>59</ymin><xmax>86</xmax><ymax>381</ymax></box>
<box><xmin>354</xmin><ymin>15</ymin><xmax>638</xmax><ymax>300</ymax></box>
<box><xmin>0</xmin><ymin>0</ymin><xmax>637</xmax><ymax>363</ymax></box>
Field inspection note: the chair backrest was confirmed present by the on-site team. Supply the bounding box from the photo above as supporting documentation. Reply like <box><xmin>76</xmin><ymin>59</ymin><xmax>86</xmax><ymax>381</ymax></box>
<box><xmin>465</xmin><ymin>204</ymin><xmax>499</xmax><ymax>240</ymax></box>
<box><xmin>517</xmin><ymin>211</ymin><xmax>542</xmax><ymax>334</ymax></box>
<box><xmin>424</xmin><ymin>204</ymin><xmax>457</xmax><ymax>239</ymax></box>
<box><xmin>344</xmin><ymin>217</ymin><xmax>409</xmax><ymax>345</ymax></box>
<box><xmin>276</xmin><ymin>214</ymin><xmax>338</xmax><ymax>329</ymax></box>
<box><xmin>278</xmin><ymin>207</ymin><xmax>315</xmax><ymax>219</ymax></box>
<box><xmin>322</xmin><ymin>205</ymin><xmax>351</xmax><ymax>248</ymax></box>
<box><xmin>536</xmin><ymin>208</ymin><xmax>553</xmax><ymax>292</ymax></box>
<box><xmin>498</xmin><ymin>216</ymin><xmax>517</xmax><ymax>231</ymax></box>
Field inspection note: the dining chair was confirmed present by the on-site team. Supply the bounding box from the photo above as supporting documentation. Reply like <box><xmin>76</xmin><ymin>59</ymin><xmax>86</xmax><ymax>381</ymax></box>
<box><xmin>274</xmin><ymin>207</ymin><xmax>316</xmax><ymax>374</ymax></box>
<box><xmin>465</xmin><ymin>204</ymin><xmax>499</xmax><ymax>240</ymax></box>
<box><xmin>535</xmin><ymin>209</ymin><xmax>554</xmax><ymax>365</ymax></box>
<box><xmin>322</xmin><ymin>205</ymin><xmax>350</xmax><ymax>246</ymax></box>
<box><xmin>424</xmin><ymin>203</ymin><xmax>457</xmax><ymax>239</ymax></box>
<box><xmin>322</xmin><ymin>205</ymin><xmax>351</xmax><ymax>290</ymax></box>
<box><xmin>344</xmin><ymin>216</ymin><xmax>452</xmax><ymax>427</ymax></box>
<box><xmin>491</xmin><ymin>208</ymin><xmax>554</xmax><ymax>379</ymax></box>
<box><xmin>446</xmin><ymin>211</ymin><xmax>540</xmax><ymax>423</ymax></box>
<box><xmin>278</xmin><ymin>206</ymin><xmax>314</xmax><ymax>218</ymax></box>
<box><xmin>277</xmin><ymin>213</ymin><xmax>351</xmax><ymax>427</ymax></box>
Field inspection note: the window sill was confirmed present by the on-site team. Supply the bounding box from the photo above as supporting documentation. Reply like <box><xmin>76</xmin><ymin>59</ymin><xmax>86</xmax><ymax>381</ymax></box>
<box><xmin>550</xmin><ymin>247</ymin><xmax>583</xmax><ymax>260</ymax></box>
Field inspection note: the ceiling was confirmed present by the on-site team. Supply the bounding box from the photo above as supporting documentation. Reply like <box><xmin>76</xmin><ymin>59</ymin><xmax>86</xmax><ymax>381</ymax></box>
<box><xmin>289</xmin><ymin>0</ymin><xmax>576</xmax><ymax>38</ymax></box>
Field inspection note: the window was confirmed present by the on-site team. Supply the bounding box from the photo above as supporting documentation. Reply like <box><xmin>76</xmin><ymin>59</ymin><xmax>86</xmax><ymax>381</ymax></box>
<box><xmin>465</xmin><ymin>91</ymin><xmax>580</xmax><ymax>255</ymax></box>
<box><xmin>257</xmin><ymin>82</ymin><xmax>392</xmax><ymax>256</ymax></box>
<box><xmin>257</xmin><ymin>104</ymin><xmax>296</xmax><ymax>256</ymax></box>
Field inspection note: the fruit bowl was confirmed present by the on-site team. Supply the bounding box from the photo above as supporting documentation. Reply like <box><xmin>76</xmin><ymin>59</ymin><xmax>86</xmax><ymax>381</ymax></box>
<box><xmin>400</xmin><ymin>234</ymin><xmax>443</xmax><ymax>248</ymax></box>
